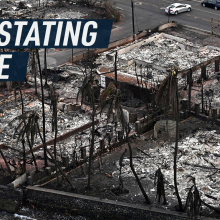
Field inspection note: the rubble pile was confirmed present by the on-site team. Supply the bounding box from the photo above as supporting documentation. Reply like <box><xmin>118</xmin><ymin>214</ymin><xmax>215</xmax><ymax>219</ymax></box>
<box><xmin>119</xmin><ymin>37</ymin><xmax>220</xmax><ymax>71</ymax></box>
<box><xmin>28</xmin><ymin>65</ymin><xmax>84</xmax><ymax>99</ymax></box>
<box><xmin>0</xmin><ymin>96</ymin><xmax>90</xmax><ymax>155</ymax></box>
<box><xmin>96</xmin><ymin>34</ymin><xmax>220</xmax><ymax>85</ymax></box>
<box><xmin>0</xmin><ymin>0</ymin><xmax>88</xmax><ymax>19</ymax></box>
<box><xmin>195</xmin><ymin>77</ymin><xmax>220</xmax><ymax>109</ymax></box>
<box><xmin>115</xmin><ymin>129</ymin><xmax>220</xmax><ymax>208</ymax></box>
<box><xmin>178</xmin><ymin>62</ymin><xmax>216</xmax><ymax>89</ymax></box>
<box><xmin>45</xmin><ymin>10</ymin><xmax>87</xmax><ymax>19</ymax></box>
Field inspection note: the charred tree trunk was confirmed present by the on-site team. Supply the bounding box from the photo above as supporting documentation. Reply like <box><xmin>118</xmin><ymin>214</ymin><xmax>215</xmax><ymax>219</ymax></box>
<box><xmin>37</xmin><ymin>123</ymin><xmax>75</xmax><ymax>190</ymax></box>
<box><xmin>87</xmin><ymin>89</ymin><xmax>95</xmax><ymax>189</ymax></box>
<box><xmin>36</xmin><ymin>49</ymin><xmax>48</xmax><ymax>167</ymax></box>
<box><xmin>32</xmin><ymin>50</ymin><xmax>37</xmax><ymax>95</ymax></box>
<box><xmin>115</xmin><ymin>51</ymin><xmax>118</xmax><ymax>88</ymax></box>
<box><xmin>174</xmin><ymin>77</ymin><xmax>183</xmax><ymax>211</ymax></box>
<box><xmin>44</xmin><ymin>48</ymin><xmax>48</xmax><ymax>87</ymax></box>
<box><xmin>22</xmin><ymin>139</ymin><xmax>26</xmax><ymax>172</ymax></box>
<box><xmin>26</xmin><ymin>133</ymin><xmax>39</xmax><ymax>173</ymax></box>
<box><xmin>188</xmin><ymin>69</ymin><xmax>192</xmax><ymax>116</ymax></box>
<box><xmin>15</xmin><ymin>87</ymin><xmax>24</xmax><ymax>115</ymax></box>
<box><xmin>125</xmin><ymin>124</ymin><xmax>151</xmax><ymax>204</ymax></box>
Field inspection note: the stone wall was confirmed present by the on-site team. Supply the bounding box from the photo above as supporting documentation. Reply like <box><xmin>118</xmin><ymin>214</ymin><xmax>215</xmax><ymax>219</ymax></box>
<box><xmin>26</xmin><ymin>186</ymin><xmax>188</xmax><ymax>220</ymax></box>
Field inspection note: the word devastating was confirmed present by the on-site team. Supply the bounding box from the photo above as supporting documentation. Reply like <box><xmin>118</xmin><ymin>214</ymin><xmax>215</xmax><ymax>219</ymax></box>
<box><xmin>0</xmin><ymin>19</ymin><xmax>113</xmax><ymax>48</ymax></box>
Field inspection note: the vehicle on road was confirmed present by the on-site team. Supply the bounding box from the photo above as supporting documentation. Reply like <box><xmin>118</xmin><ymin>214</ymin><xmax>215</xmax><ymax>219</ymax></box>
<box><xmin>165</xmin><ymin>3</ymin><xmax>192</xmax><ymax>15</ymax></box>
<box><xmin>201</xmin><ymin>0</ymin><xmax>220</xmax><ymax>10</ymax></box>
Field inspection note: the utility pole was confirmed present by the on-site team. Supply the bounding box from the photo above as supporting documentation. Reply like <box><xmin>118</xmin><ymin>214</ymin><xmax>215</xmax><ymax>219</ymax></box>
<box><xmin>131</xmin><ymin>0</ymin><xmax>135</xmax><ymax>41</ymax></box>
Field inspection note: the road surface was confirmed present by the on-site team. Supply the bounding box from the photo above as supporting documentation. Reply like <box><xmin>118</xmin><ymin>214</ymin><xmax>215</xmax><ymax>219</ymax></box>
<box><xmin>41</xmin><ymin>0</ymin><xmax>220</xmax><ymax>66</ymax></box>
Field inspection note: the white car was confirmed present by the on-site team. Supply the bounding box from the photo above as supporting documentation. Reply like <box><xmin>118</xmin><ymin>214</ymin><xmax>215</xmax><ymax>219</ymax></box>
<box><xmin>165</xmin><ymin>3</ymin><xmax>192</xmax><ymax>15</ymax></box>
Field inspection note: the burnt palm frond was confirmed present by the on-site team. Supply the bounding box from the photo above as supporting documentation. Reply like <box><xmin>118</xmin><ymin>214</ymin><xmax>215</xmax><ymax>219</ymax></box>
<box><xmin>156</xmin><ymin>74</ymin><xmax>170</xmax><ymax>105</ymax></box>
<box><xmin>185</xmin><ymin>178</ymin><xmax>202</xmax><ymax>219</ymax></box>
<box><xmin>154</xmin><ymin>168</ymin><xmax>167</xmax><ymax>205</ymax></box>
<box><xmin>10</xmin><ymin>110</ymin><xmax>39</xmax><ymax>172</ymax></box>
<box><xmin>9</xmin><ymin>111</ymin><xmax>33</xmax><ymax>126</ymax></box>
<box><xmin>14</xmin><ymin>87</ymin><xmax>24</xmax><ymax>115</ymax></box>
<box><xmin>10</xmin><ymin>111</ymin><xmax>39</xmax><ymax>142</ymax></box>
<box><xmin>77</xmin><ymin>74</ymin><xmax>96</xmax><ymax>106</ymax></box>
<box><xmin>156</xmin><ymin>66</ymin><xmax>179</xmax><ymax>108</ymax></box>
<box><xmin>99</xmin><ymin>82</ymin><xmax>125</xmax><ymax>133</ymax></box>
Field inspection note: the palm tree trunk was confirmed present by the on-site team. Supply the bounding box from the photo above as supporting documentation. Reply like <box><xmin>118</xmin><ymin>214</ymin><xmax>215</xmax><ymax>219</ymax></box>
<box><xmin>125</xmin><ymin>124</ymin><xmax>151</xmax><ymax>204</ymax></box>
<box><xmin>36</xmin><ymin>49</ymin><xmax>48</xmax><ymax>167</ymax></box>
<box><xmin>32</xmin><ymin>51</ymin><xmax>37</xmax><ymax>95</ymax></box>
<box><xmin>115</xmin><ymin>51</ymin><xmax>117</xmax><ymax>88</ymax></box>
<box><xmin>54</xmin><ymin>104</ymin><xmax>60</xmax><ymax>185</ymax></box>
<box><xmin>26</xmin><ymin>133</ymin><xmax>39</xmax><ymax>172</ymax></box>
<box><xmin>18</xmin><ymin>87</ymin><xmax>24</xmax><ymax>115</ymax></box>
<box><xmin>188</xmin><ymin>69</ymin><xmax>192</xmax><ymax>116</ymax></box>
<box><xmin>37</xmin><ymin>124</ymin><xmax>75</xmax><ymax>190</ymax></box>
<box><xmin>87</xmin><ymin>90</ymin><xmax>95</xmax><ymax>189</ymax></box>
<box><xmin>15</xmin><ymin>87</ymin><xmax>24</xmax><ymax>115</ymax></box>
<box><xmin>47</xmin><ymin>148</ymin><xmax>75</xmax><ymax>190</ymax></box>
<box><xmin>44</xmin><ymin>48</ymin><xmax>48</xmax><ymax>87</ymax></box>
<box><xmin>174</xmin><ymin>77</ymin><xmax>183</xmax><ymax>211</ymax></box>
<box><xmin>22</xmin><ymin>139</ymin><xmax>26</xmax><ymax>172</ymax></box>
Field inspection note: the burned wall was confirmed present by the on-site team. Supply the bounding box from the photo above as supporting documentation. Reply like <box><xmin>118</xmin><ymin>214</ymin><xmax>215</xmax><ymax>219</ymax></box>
<box><xmin>105</xmin><ymin>76</ymin><xmax>155</xmax><ymax>103</ymax></box>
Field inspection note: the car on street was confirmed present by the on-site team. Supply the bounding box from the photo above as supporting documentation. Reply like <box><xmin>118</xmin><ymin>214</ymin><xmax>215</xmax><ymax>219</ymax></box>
<box><xmin>201</xmin><ymin>0</ymin><xmax>220</xmax><ymax>10</ymax></box>
<box><xmin>165</xmin><ymin>3</ymin><xmax>192</xmax><ymax>15</ymax></box>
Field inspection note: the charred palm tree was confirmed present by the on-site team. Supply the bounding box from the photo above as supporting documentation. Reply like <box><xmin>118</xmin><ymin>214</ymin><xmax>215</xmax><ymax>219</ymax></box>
<box><xmin>100</xmin><ymin>82</ymin><xmax>151</xmax><ymax>204</ymax></box>
<box><xmin>156</xmin><ymin>66</ymin><xmax>183</xmax><ymax>211</ymax></box>
<box><xmin>184</xmin><ymin>177</ymin><xmax>201</xmax><ymax>219</ymax></box>
<box><xmin>44</xmin><ymin>48</ymin><xmax>48</xmax><ymax>88</ymax></box>
<box><xmin>36</xmin><ymin>122</ymin><xmax>75</xmax><ymax>190</ymax></box>
<box><xmin>36</xmin><ymin>49</ymin><xmax>47</xmax><ymax>167</ymax></box>
<box><xmin>32</xmin><ymin>50</ymin><xmax>37</xmax><ymax>95</ymax></box>
<box><xmin>99</xmin><ymin>82</ymin><xmax>125</xmax><ymax>133</ymax></box>
<box><xmin>50</xmin><ymin>85</ymin><xmax>60</xmax><ymax>186</ymax></box>
<box><xmin>125</xmin><ymin>123</ymin><xmax>151</xmax><ymax>204</ymax></box>
<box><xmin>22</xmin><ymin>139</ymin><xmax>26</xmax><ymax>173</ymax></box>
<box><xmin>14</xmin><ymin>86</ymin><xmax>24</xmax><ymax>115</ymax></box>
<box><xmin>77</xmin><ymin>73</ymin><xmax>98</xmax><ymax>189</ymax></box>
<box><xmin>154</xmin><ymin>168</ymin><xmax>167</xmax><ymax>205</ymax></box>
<box><xmin>10</xmin><ymin>111</ymin><xmax>39</xmax><ymax>172</ymax></box>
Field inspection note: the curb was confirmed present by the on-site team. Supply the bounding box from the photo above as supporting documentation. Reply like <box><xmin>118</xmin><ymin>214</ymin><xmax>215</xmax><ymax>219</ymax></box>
<box><xmin>182</xmin><ymin>24</ymin><xmax>212</xmax><ymax>34</ymax></box>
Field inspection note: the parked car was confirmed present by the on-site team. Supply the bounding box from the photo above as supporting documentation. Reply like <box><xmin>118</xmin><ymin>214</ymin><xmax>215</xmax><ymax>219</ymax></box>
<box><xmin>165</xmin><ymin>3</ymin><xmax>192</xmax><ymax>15</ymax></box>
<box><xmin>201</xmin><ymin>0</ymin><xmax>220</xmax><ymax>10</ymax></box>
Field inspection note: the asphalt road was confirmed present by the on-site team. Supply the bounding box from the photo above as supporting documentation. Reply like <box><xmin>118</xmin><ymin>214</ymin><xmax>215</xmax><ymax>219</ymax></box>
<box><xmin>42</xmin><ymin>0</ymin><xmax>220</xmax><ymax>66</ymax></box>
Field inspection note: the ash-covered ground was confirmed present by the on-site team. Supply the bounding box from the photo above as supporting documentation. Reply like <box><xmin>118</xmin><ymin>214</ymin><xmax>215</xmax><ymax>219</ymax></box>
<box><xmin>43</xmin><ymin>117</ymin><xmax>220</xmax><ymax>218</ymax></box>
